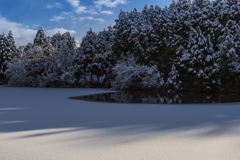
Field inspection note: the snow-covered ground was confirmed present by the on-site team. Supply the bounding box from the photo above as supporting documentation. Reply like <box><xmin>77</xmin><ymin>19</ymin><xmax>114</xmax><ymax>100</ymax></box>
<box><xmin>1</xmin><ymin>86</ymin><xmax>240</xmax><ymax>160</ymax></box>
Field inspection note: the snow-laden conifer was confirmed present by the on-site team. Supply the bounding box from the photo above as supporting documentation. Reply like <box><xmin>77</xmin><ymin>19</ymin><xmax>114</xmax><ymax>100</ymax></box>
<box><xmin>0</xmin><ymin>31</ymin><xmax>16</xmax><ymax>84</ymax></box>
<box><xmin>79</xmin><ymin>28</ymin><xmax>98</xmax><ymax>83</ymax></box>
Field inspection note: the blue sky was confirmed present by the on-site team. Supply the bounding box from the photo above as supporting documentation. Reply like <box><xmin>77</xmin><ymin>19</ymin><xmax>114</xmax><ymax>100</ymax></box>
<box><xmin>0</xmin><ymin>0</ymin><xmax>171</xmax><ymax>47</ymax></box>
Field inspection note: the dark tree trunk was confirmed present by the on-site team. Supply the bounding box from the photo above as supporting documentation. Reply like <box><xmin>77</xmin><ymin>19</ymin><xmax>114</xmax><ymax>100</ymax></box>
<box><xmin>91</xmin><ymin>73</ymin><xmax>93</xmax><ymax>84</ymax></box>
<box><xmin>98</xmin><ymin>75</ymin><xmax>100</xmax><ymax>85</ymax></box>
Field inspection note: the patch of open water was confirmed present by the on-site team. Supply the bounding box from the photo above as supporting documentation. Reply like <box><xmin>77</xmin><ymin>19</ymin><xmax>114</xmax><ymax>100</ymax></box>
<box><xmin>69</xmin><ymin>91</ymin><xmax>240</xmax><ymax>104</ymax></box>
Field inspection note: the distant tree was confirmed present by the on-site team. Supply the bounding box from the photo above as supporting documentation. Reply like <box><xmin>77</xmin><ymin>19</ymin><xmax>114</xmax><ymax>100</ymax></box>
<box><xmin>7</xmin><ymin>31</ymin><xmax>16</xmax><ymax>58</ymax></box>
<box><xmin>46</xmin><ymin>32</ymin><xmax>77</xmax><ymax>87</ymax></box>
<box><xmin>0</xmin><ymin>31</ymin><xmax>16</xmax><ymax>84</ymax></box>
<box><xmin>92</xmin><ymin>31</ymin><xmax>106</xmax><ymax>85</ymax></box>
<box><xmin>6</xmin><ymin>27</ymin><xmax>55</xmax><ymax>87</ymax></box>
<box><xmin>5</xmin><ymin>1</ymin><xmax>240</xmax><ymax>93</ymax></box>
<box><xmin>79</xmin><ymin>28</ymin><xmax>98</xmax><ymax>83</ymax></box>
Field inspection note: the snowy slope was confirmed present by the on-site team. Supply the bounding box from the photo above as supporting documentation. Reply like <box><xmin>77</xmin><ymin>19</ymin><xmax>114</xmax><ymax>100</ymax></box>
<box><xmin>1</xmin><ymin>86</ymin><xmax>240</xmax><ymax>160</ymax></box>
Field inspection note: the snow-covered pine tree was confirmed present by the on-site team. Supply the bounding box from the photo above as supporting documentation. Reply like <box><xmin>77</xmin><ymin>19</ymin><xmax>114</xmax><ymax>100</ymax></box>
<box><xmin>16</xmin><ymin>27</ymin><xmax>55</xmax><ymax>87</ymax></box>
<box><xmin>34</xmin><ymin>26</ymin><xmax>48</xmax><ymax>46</ymax></box>
<box><xmin>148</xmin><ymin>4</ymin><xmax>158</xmax><ymax>21</ymax></box>
<box><xmin>128</xmin><ymin>7</ymin><xmax>148</xmax><ymax>64</ymax></box>
<box><xmin>0</xmin><ymin>33</ymin><xmax>7</xmax><ymax>84</ymax></box>
<box><xmin>51</xmin><ymin>32</ymin><xmax>62</xmax><ymax>48</ymax></box>
<box><xmin>6</xmin><ymin>31</ymin><xmax>16</xmax><ymax>59</ymax></box>
<box><xmin>215</xmin><ymin>22</ymin><xmax>240</xmax><ymax>92</ymax></box>
<box><xmin>6</xmin><ymin>42</ymin><xmax>34</xmax><ymax>87</ymax></box>
<box><xmin>192</xmin><ymin>0</ymin><xmax>209</xmax><ymax>8</ymax></box>
<box><xmin>112</xmin><ymin>9</ymin><xmax>130</xmax><ymax>60</ymax></box>
<box><xmin>138</xmin><ymin>4</ymin><xmax>160</xmax><ymax>66</ymax></box>
<box><xmin>47</xmin><ymin>32</ymin><xmax>77</xmax><ymax>87</ymax></box>
<box><xmin>0</xmin><ymin>31</ymin><xmax>16</xmax><ymax>84</ymax></box>
<box><xmin>152</xmin><ymin>1</ymin><xmax>182</xmax><ymax>82</ymax></box>
<box><xmin>92</xmin><ymin>31</ymin><xmax>106</xmax><ymax>85</ymax></box>
<box><xmin>110</xmin><ymin>5</ymin><xmax>166</xmax><ymax>90</ymax></box>
<box><xmin>4</xmin><ymin>1</ymin><xmax>240</xmax><ymax>92</ymax></box>
<box><xmin>168</xmin><ymin>27</ymin><xmax>219</xmax><ymax>92</ymax></box>
<box><xmin>100</xmin><ymin>26</ymin><xmax>117</xmax><ymax>87</ymax></box>
<box><xmin>29</xmin><ymin>31</ymin><xmax>72</xmax><ymax>87</ymax></box>
<box><xmin>4</xmin><ymin>55</ymin><xmax>26</xmax><ymax>86</ymax></box>
<box><xmin>51</xmin><ymin>31</ymin><xmax>76</xmax><ymax>54</ymax></box>
<box><xmin>102</xmin><ymin>26</ymin><xmax>114</xmax><ymax>54</ymax></box>
<box><xmin>229</xmin><ymin>22</ymin><xmax>240</xmax><ymax>92</ymax></box>
<box><xmin>59</xmin><ymin>32</ymin><xmax>76</xmax><ymax>86</ymax></box>
<box><xmin>113</xmin><ymin>5</ymin><xmax>160</xmax><ymax>66</ymax></box>
<box><xmin>14</xmin><ymin>46</ymin><xmax>24</xmax><ymax>58</ymax></box>
<box><xmin>23</xmin><ymin>43</ymin><xmax>34</xmax><ymax>58</ymax></box>
<box><xmin>72</xmin><ymin>46</ymin><xmax>86</xmax><ymax>86</ymax></box>
<box><xmin>177</xmin><ymin>0</ymin><xmax>191</xmax><ymax>12</ymax></box>
<box><xmin>79</xmin><ymin>28</ymin><xmax>97</xmax><ymax>84</ymax></box>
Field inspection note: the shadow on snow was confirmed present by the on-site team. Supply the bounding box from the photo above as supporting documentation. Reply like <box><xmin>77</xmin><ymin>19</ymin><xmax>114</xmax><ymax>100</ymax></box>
<box><xmin>1</xmin><ymin>86</ymin><xmax>240</xmax><ymax>140</ymax></box>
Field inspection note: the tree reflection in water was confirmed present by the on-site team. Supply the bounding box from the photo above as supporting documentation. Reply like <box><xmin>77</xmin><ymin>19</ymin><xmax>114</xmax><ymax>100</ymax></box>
<box><xmin>70</xmin><ymin>91</ymin><xmax>240</xmax><ymax>104</ymax></box>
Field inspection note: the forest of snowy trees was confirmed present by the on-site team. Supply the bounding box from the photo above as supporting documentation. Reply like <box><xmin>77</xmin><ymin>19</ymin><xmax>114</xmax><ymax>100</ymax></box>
<box><xmin>1</xmin><ymin>0</ymin><xmax>240</xmax><ymax>93</ymax></box>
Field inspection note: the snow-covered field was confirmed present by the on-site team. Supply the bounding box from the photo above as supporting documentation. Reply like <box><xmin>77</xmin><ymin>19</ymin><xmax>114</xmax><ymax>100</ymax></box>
<box><xmin>1</xmin><ymin>86</ymin><xmax>240</xmax><ymax>160</ymax></box>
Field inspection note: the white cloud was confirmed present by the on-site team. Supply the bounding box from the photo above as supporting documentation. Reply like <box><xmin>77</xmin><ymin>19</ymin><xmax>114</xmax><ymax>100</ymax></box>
<box><xmin>101</xmin><ymin>10</ymin><xmax>114</xmax><ymax>15</ymax></box>
<box><xmin>50</xmin><ymin>16</ymin><xmax>65</xmax><ymax>22</ymax></box>
<box><xmin>0</xmin><ymin>15</ymin><xmax>36</xmax><ymax>46</ymax></box>
<box><xmin>47</xmin><ymin>3</ymin><xmax>63</xmax><ymax>9</ymax></box>
<box><xmin>62</xmin><ymin>12</ymin><xmax>72</xmax><ymax>16</ymax></box>
<box><xmin>79</xmin><ymin>17</ymin><xmax>104</xmax><ymax>22</ymax></box>
<box><xmin>0</xmin><ymin>15</ymin><xmax>76</xmax><ymax>47</ymax></box>
<box><xmin>66</xmin><ymin>0</ymin><xmax>127</xmax><ymax>16</ymax></box>
<box><xmin>87</xmin><ymin>8</ymin><xmax>99</xmax><ymax>15</ymax></box>
<box><xmin>45</xmin><ymin>28</ymin><xmax>76</xmax><ymax>35</ymax></box>
<box><xmin>66</xmin><ymin>0</ymin><xmax>80</xmax><ymax>8</ymax></box>
<box><xmin>61</xmin><ymin>12</ymin><xmax>78</xmax><ymax>21</ymax></box>
<box><xmin>32</xmin><ymin>24</ymin><xmax>40</xmax><ymax>28</ymax></box>
<box><xmin>67</xmin><ymin>0</ymin><xmax>88</xmax><ymax>14</ymax></box>
<box><xmin>75</xmin><ymin>6</ymin><xmax>88</xmax><ymax>14</ymax></box>
<box><xmin>79</xmin><ymin>17</ymin><xmax>94</xmax><ymax>21</ymax></box>
<box><xmin>50</xmin><ymin>12</ymin><xmax>79</xmax><ymax>22</ymax></box>
<box><xmin>94</xmin><ymin>0</ymin><xmax>127</xmax><ymax>8</ymax></box>
<box><xmin>66</xmin><ymin>0</ymin><xmax>99</xmax><ymax>14</ymax></box>
<box><xmin>94</xmin><ymin>18</ymin><xmax>105</xmax><ymax>22</ymax></box>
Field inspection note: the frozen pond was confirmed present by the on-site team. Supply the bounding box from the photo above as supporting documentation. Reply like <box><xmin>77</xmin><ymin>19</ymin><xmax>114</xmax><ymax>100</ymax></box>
<box><xmin>1</xmin><ymin>87</ymin><xmax>240</xmax><ymax>160</ymax></box>
<box><xmin>70</xmin><ymin>91</ymin><xmax>240</xmax><ymax>104</ymax></box>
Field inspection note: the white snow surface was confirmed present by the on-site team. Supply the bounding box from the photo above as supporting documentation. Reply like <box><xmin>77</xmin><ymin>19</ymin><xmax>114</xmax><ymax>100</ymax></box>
<box><xmin>1</xmin><ymin>86</ymin><xmax>240</xmax><ymax>160</ymax></box>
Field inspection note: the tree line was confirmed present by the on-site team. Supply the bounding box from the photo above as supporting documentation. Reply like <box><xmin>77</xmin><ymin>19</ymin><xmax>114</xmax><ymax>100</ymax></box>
<box><xmin>1</xmin><ymin>0</ymin><xmax>240</xmax><ymax>93</ymax></box>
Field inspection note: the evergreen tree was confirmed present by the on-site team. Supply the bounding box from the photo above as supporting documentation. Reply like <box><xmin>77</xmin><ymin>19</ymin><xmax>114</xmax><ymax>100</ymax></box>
<box><xmin>7</xmin><ymin>31</ymin><xmax>16</xmax><ymax>58</ymax></box>
<box><xmin>34</xmin><ymin>26</ymin><xmax>48</xmax><ymax>46</ymax></box>
<box><xmin>72</xmin><ymin>47</ymin><xmax>85</xmax><ymax>86</ymax></box>
<box><xmin>101</xmin><ymin>26</ymin><xmax>116</xmax><ymax>87</ymax></box>
<box><xmin>0</xmin><ymin>33</ymin><xmax>7</xmax><ymax>84</ymax></box>
<box><xmin>0</xmin><ymin>31</ymin><xmax>16</xmax><ymax>84</ymax></box>
<box><xmin>112</xmin><ymin>9</ymin><xmax>131</xmax><ymax>60</ymax></box>
<box><xmin>14</xmin><ymin>27</ymin><xmax>55</xmax><ymax>87</ymax></box>
<box><xmin>5</xmin><ymin>55</ymin><xmax>26</xmax><ymax>86</ymax></box>
<box><xmin>80</xmin><ymin>28</ymin><xmax>97</xmax><ymax>83</ymax></box>
<box><xmin>47</xmin><ymin>32</ymin><xmax>77</xmax><ymax>87</ymax></box>
<box><xmin>4</xmin><ymin>1</ymin><xmax>240</xmax><ymax>92</ymax></box>
<box><xmin>92</xmin><ymin>31</ymin><xmax>106</xmax><ymax>85</ymax></box>
<box><xmin>168</xmin><ymin>27</ymin><xmax>219</xmax><ymax>92</ymax></box>
<box><xmin>215</xmin><ymin>23</ymin><xmax>240</xmax><ymax>92</ymax></box>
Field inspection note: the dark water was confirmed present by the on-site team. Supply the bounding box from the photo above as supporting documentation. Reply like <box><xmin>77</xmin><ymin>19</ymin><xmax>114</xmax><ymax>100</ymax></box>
<box><xmin>69</xmin><ymin>91</ymin><xmax>240</xmax><ymax>104</ymax></box>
